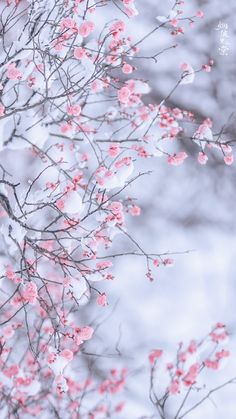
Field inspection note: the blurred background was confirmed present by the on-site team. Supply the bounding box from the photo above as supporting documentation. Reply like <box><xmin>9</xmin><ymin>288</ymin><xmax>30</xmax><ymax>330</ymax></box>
<box><xmin>81</xmin><ymin>0</ymin><xmax>236</xmax><ymax>417</ymax></box>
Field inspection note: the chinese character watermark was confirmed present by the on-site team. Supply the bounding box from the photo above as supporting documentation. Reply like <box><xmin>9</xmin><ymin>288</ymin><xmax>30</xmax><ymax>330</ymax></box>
<box><xmin>215</xmin><ymin>21</ymin><xmax>230</xmax><ymax>56</ymax></box>
<box><xmin>216</xmin><ymin>22</ymin><xmax>230</xmax><ymax>55</ymax></box>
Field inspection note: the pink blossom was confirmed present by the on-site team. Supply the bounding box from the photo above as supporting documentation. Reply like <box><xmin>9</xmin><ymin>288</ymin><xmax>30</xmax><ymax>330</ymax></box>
<box><xmin>60</xmin><ymin>123</ymin><xmax>72</xmax><ymax>133</ymax></box>
<box><xmin>149</xmin><ymin>349</ymin><xmax>163</xmax><ymax>364</ymax></box>
<box><xmin>110</xmin><ymin>201</ymin><xmax>123</xmax><ymax>214</ymax></box>
<box><xmin>178</xmin><ymin>351</ymin><xmax>187</xmax><ymax>363</ymax></box>
<box><xmin>76</xmin><ymin>326</ymin><xmax>94</xmax><ymax>341</ymax></box>
<box><xmin>153</xmin><ymin>259</ymin><xmax>160</xmax><ymax>267</ymax></box>
<box><xmin>6</xmin><ymin>63</ymin><xmax>22</xmax><ymax>80</ymax></box>
<box><xmin>204</xmin><ymin>359</ymin><xmax>219</xmax><ymax>370</ymax></box>
<box><xmin>215</xmin><ymin>349</ymin><xmax>230</xmax><ymax>360</ymax></box>
<box><xmin>74</xmin><ymin>47</ymin><xmax>87</xmax><ymax>59</ymax></box>
<box><xmin>210</xmin><ymin>331</ymin><xmax>228</xmax><ymax>342</ymax></box>
<box><xmin>129</xmin><ymin>205</ymin><xmax>141</xmax><ymax>216</ymax></box>
<box><xmin>22</xmin><ymin>282</ymin><xmax>38</xmax><ymax>304</ymax></box>
<box><xmin>168</xmin><ymin>379</ymin><xmax>180</xmax><ymax>395</ymax></box>
<box><xmin>115</xmin><ymin>402</ymin><xmax>125</xmax><ymax>413</ymax></box>
<box><xmin>122</xmin><ymin>63</ymin><xmax>133</xmax><ymax>74</ymax></box>
<box><xmin>47</xmin><ymin>353</ymin><xmax>56</xmax><ymax>364</ymax></box>
<box><xmin>67</xmin><ymin>104</ymin><xmax>81</xmax><ymax>116</ymax></box>
<box><xmin>61</xmin><ymin>349</ymin><xmax>74</xmax><ymax>362</ymax></box>
<box><xmin>6</xmin><ymin>268</ymin><xmax>15</xmax><ymax>280</ymax></box>
<box><xmin>176</xmin><ymin>368</ymin><xmax>184</xmax><ymax>377</ymax></box>
<box><xmin>198</xmin><ymin>152</ymin><xmax>208</xmax><ymax>165</ymax></box>
<box><xmin>115</xmin><ymin>156</ymin><xmax>132</xmax><ymax>168</ymax></box>
<box><xmin>7</xmin><ymin>0</ymin><xmax>21</xmax><ymax>5</ymax></box>
<box><xmin>202</xmin><ymin>64</ymin><xmax>211</xmax><ymax>73</ymax></box>
<box><xmin>170</xmin><ymin>19</ymin><xmax>178</xmax><ymax>28</ymax></box>
<box><xmin>180</xmin><ymin>63</ymin><xmax>191</xmax><ymax>72</ymax></box>
<box><xmin>96</xmin><ymin>261</ymin><xmax>113</xmax><ymax>270</ymax></box>
<box><xmin>4</xmin><ymin>364</ymin><xmax>19</xmax><ymax>378</ymax></box>
<box><xmin>196</xmin><ymin>10</ymin><xmax>204</xmax><ymax>18</ymax></box>
<box><xmin>216</xmin><ymin>322</ymin><xmax>226</xmax><ymax>329</ymax></box>
<box><xmin>118</xmin><ymin>86</ymin><xmax>131</xmax><ymax>103</ymax></box>
<box><xmin>79</xmin><ymin>21</ymin><xmax>95</xmax><ymax>38</ymax></box>
<box><xmin>0</xmin><ymin>104</ymin><xmax>5</xmax><ymax>117</ymax></box>
<box><xmin>91</xmin><ymin>80</ymin><xmax>103</xmax><ymax>92</ymax></box>
<box><xmin>183</xmin><ymin>363</ymin><xmax>200</xmax><ymax>386</ymax></box>
<box><xmin>56</xmin><ymin>199</ymin><xmax>65</xmax><ymax>210</ymax></box>
<box><xmin>55</xmin><ymin>374</ymin><xmax>68</xmax><ymax>393</ymax></box>
<box><xmin>97</xmin><ymin>293</ymin><xmax>108</xmax><ymax>306</ymax></box>
<box><xmin>187</xmin><ymin>340</ymin><xmax>197</xmax><ymax>353</ymax></box>
<box><xmin>163</xmin><ymin>258</ymin><xmax>174</xmax><ymax>266</ymax></box>
<box><xmin>108</xmin><ymin>143</ymin><xmax>120</xmax><ymax>157</ymax></box>
<box><xmin>1</xmin><ymin>325</ymin><xmax>15</xmax><ymax>339</ymax></box>
<box><xmin>110</xmin><ymin>21</ymin><xmax>125</xmax><ymax>35</ymax></box>
<box><xmin>224</xmin><ymin>155</ymin><xmax>234</xmax><ymax>166</ymax></box>
<box><xmin>168</xmin><ymin>152</ymin><xmax>188</xmax><ymax>166</ymax></box>
<box><xmin>60</xmin><ymin>18</ymin><xmax>76</xmax><ymax>30</ymax></box>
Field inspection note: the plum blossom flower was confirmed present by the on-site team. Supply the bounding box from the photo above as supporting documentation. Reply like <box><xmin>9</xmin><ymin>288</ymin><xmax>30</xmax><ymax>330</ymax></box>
<box><xmin>74</xmin><ymin>47</ymin><xmax>87</xmax><ymax>59</ymax></box>
<box><xmin>153</xmin><ymin>259</ymin><xmax>160</xmax><ymax>267</ymax></box>
<box><xmin>96</xmin><ymin>261</ymin><xmax>113</xmax><ymax>270</ymax></box>
<box><xmin>183</xmin><ymin>363</ymin><xmax>200</xmax><ymax>386</ymax></box>
<box><xmin>0</xmin><ymin>104</ymin><xmax>5</xmax><ymax>117</ymax></box>
<box><xmin>110</xmin><ymin>201</ymin><xmax>123</xmax><ymax>214</ymax></box>
<box><xmin>60</xmin><ymin>18</ymin><xmax>76</xmax><ymax>30</ymax></box>
<box><xmin>122</xmin><ymin>63</ymin><xmax>133</xmax><ymax>74</ymax></box>
<box><xmin>163</xmin><ymin>258</ymin><xmax>174</xmax><ymax>266</ymax></box>
<box><xmin>168</xmin><ymin>379</ymin><xmax>180</xmax><ymax>395</ymax></box>
<box><xmin>198</xmin><ymin>152</ymin><xmax>208</xmax><ymax>165</ymax></box>
<box><xmin>79</xmin><ymin>21</ymin><xmax>95</xmax><ymax>37</ymax></box>
<box><xmin>61</xmin><ymin>349</ymin><xmax>74</xmax><ymax>362</ymax></box>
<box><xmin>129</xmin><ymin>205</ymin><xmax>141</xmax><ymax>216</ymax></box>
<box><xmin>168</xmin><ymin>152</ymin><xmax>188</xmax><ymax>166</ymax></box>
<box><xmin>110</xmin><ymin>20</ymin><xmax>125</xmax><ymax>36</ymax></box>
<box><xmin>97</xmin><ymin>293</ymin><xmax>108</xmax><ymax>306</ymax></box>
<box><xmin>108</xmin><ymin>143</ymin><xmax>120</xmax><ymax>157</ymax></box>
<box><xmin>4</xmin><ymin>364</ymin><xmax>19</xmax><ymax>378</ymax></box>
<box><xmin>6</xmin><ymin>63</ymin><xmax>22</xmax><ymax>80</ymax></box>
<box><xmin>1</xmin><ymin>325</ymin><xmax>15</xmax><ymax>340</ymax></box>
<box><xmin>55</xmin><ymin>374</ymin><xmax>68</xmax><ymax>393</ymax></box>
<box><xmin>196</xmin><ymin>10</ymin><xmax>204</xmax><ymax>18</ymax></box>
<box><xmin>22</xmin><ymin>282</ymin><xmax>38</xmax><ymax>304</ymax></box>
<box><xmin>67</xmin><ymin>104</ymin><xmax>81</xmax><ymax>116</ymax></box>
<box><xmin>215</xmin><ymin>349</ymin><xmax>230</xmax><ymax>359</ymax></box>
<box><xmin>202</xmin><ymin>64</ymin><xmax>211</xmax><ymax>73</ymax></box>
<box><xmin>204</xmin><ymin>359</ymin><xmax>219</xmax><ymax>370</ymax></box>
<box><xmin>224</xmin><ymin>155</ymin><xmax>234</xmax><ymax>166</ymax></box>
<box><xmin>118</xmin><ymin>86</ymin><xmax>131</xmax><ymax>103</ymax></box>
<box><xmin>75</xmin><ymin>326</ymin><xmax>94</xmax><ymax>345</ymax></box>
<box><xmin>149</xmin><ymin>349</ymin><xmax>163</xmax><ymax>364</ymax></box>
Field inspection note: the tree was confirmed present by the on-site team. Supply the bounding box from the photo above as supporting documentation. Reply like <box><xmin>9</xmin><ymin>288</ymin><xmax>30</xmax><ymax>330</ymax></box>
<box><xmin>0</xmin><ymin>1</ymin><xmax>234</xmax><ymax>417</ymax></box>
